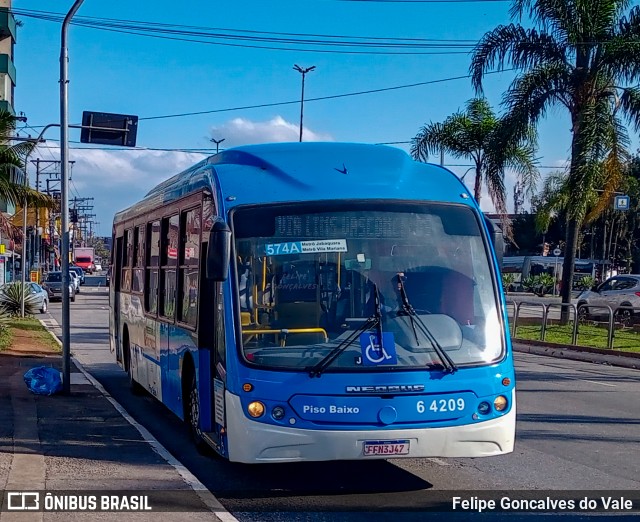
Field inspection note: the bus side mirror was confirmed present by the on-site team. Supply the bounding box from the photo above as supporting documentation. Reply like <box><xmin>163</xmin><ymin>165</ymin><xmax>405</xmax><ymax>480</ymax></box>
<box><xmin>206</xmin><ymin>219</ymin><xmax>231</xmax><ymax>281</ymax></box>
<box><xmin>485</xmin><ymin>217</ymin><xmax>504</xmax><ymax>271</ymax></box>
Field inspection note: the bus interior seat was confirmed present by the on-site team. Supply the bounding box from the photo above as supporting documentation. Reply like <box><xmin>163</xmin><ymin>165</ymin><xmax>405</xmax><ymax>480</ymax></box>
<box><xmin>404</xmin><ymin>267</ymin><xmax>474</xmax><ymax>325</ymax></box>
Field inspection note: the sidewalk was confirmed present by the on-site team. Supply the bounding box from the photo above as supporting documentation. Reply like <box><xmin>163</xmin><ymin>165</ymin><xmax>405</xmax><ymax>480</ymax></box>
<box><xmin>0</xmin><ymin>353</ymin><xmax>226</xmax><ymax>520</ymax></box>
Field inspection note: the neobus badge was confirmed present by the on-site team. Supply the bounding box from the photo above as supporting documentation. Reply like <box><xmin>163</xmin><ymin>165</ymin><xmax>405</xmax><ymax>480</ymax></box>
<box><xmin>345</xmin><ymin>385</ymin><xmax>425</xmax><ymax>393</ymax></box>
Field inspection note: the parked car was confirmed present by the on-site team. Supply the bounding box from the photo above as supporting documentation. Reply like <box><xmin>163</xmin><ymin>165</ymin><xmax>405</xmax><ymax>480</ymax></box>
<box><xmin>576</xmin><ymin>274</ymin><xmax>640</xmax><ymax>326</ymax></box>
<box><xmin>69</xmin><ymin>271</ymin><xmax>81</xmax><ymax>293</ymax></box>
<box><xmin>41</xmin><ymin>272</ymin><xmax>76</xmax><ymax>302</ymax></box>
<box><xmin>0</xmin><ymin>282</ymin><xmax>49</xmax><ymax>314</ymax></box>
<box><xmin>69</xmin><ymin>265</ymin><xmax>85</xmax><ymax>285</ymax></box>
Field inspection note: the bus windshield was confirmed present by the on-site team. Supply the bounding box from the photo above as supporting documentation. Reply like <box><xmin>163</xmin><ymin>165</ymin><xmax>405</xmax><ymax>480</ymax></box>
<box><xmin>232</xmin><ymin>202</ymin><xmax>503</xmax><ymax>372</ymax></box>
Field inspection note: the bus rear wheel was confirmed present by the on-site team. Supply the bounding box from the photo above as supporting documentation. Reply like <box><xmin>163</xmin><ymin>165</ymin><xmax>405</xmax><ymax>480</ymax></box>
<box><xmin>124</xmin><ymin>332</ymin><xmax>144</xmax><ymax>395</ymax></box>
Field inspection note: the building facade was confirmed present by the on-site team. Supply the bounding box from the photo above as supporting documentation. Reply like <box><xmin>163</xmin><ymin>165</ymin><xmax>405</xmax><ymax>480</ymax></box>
<box><xmin>0</xmin><ymin>0</ymin><xmax>16</xmax><ymax>115</ymax></box>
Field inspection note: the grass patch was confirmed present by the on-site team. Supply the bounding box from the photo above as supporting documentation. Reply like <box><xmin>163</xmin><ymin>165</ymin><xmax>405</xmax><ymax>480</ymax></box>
<box><xmin>515</xmin><ymin>321</ymin><xmax>640</xmax><ymax>352</ymax></box>
<box><xmin>0</xmin><ymin>326</ymin><xmax>11</xmax><ymax>351</ymax></box>
<box><xmin>0</xmin><ymin>317</ymin><xmax>61</xmax><ymax>353</ymax></box>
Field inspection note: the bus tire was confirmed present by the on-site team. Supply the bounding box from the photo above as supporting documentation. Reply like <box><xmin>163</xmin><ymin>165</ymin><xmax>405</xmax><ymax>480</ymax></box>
<box><xmin>123</xmin><ymin>329</ymin><xmax>144</xmax><ymax>395</ymax></box>
<box><xmin>184</xmin><ymin>368</ymin><xmax>209</xmax><ymax>454</ymax></box>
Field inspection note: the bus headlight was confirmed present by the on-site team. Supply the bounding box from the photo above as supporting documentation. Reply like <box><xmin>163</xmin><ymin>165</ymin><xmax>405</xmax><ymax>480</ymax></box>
<box><xmin>247</xmin><ymin>401</ymin><xmax>265</xmax><ymax>418</ymax></box>
<box><xmin>493</xmin><ymin>395</ymin><xmax>508</xmax><ymax>412</ymax></box>
<box><xmin>271</xmin><ymin>406</ymin><xmax>285</xmax><ymax>420</ymax></box>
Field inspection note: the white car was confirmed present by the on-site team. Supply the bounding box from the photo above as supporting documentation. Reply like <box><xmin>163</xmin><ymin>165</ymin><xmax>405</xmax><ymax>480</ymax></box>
<box><xmin>94</xmin><ymin>262</ymin><xmax>103</xmax><ymax>272</ymax></box>
<box><xmin>69</xmin><ymin>271</ymin><xmax>81</xmax><ymax>293</ymax></box>
<box><xmin>577</xmin><ymin>274</ymin><xmax>640</xmax><ymax>326</ymax></box>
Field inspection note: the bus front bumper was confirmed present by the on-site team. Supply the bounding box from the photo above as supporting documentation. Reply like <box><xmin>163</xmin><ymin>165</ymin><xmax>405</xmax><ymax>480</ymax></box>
<box><xmin>224</xmin><ymin>391</ymin><xmax>516</xmax><ymax>464</ymax></box>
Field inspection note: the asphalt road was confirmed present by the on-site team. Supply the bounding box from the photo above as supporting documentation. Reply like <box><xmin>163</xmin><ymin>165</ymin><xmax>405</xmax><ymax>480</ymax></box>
<box><xmin>48</xmin><ymin>291</ymin><xmax>640</xmax><ymax>520</ymax></box>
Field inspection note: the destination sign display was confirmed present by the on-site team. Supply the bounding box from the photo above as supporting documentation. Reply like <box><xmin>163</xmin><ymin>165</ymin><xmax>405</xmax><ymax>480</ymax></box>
<box><xmin>274</xmin><ymin>213</ymin><xmax>435</xmax><ymax>239</ymax></box>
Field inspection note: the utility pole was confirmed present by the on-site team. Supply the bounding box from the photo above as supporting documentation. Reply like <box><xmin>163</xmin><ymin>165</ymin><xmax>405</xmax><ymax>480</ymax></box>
<box><xmin>293</xmin><ymin>64</ymin><xmax>315</xmax><ymax>142</ymax></box>
<box><xmin>32</xmin><ymin>159</ymin><xmax>67</xmax><ymax>272</ymax></box>
<box><xmin>60</xmin><ymin>0</ymin><xmax>86</xmax><ymax>395</ymax></box>
<box><xmin>210</xmin><ymin>137</ymin><xmax>225</xmax><ymax>154</ymax></box>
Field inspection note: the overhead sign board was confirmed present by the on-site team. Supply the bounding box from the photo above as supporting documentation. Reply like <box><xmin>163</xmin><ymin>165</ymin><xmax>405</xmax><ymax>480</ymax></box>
<box><xmin>80</xmin><ymin>111</ymin><xmax>138</xmax><ymax>147</ymax></box>
<box><xmin>614</xmin><ymin>195</ymin><xmax>630</xmax><ymax>211</ymax></box>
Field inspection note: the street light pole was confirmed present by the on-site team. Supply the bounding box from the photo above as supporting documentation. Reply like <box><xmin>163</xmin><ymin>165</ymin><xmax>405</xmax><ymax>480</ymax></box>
<box><xmin>60</xmin><ymin>0</ymin><xmax>86</xmax><ymax>395</ymax></box>
<box><xmin>210</xmin><ymin>138</ymin><xmax>225</xmax><ymax>154</ymax></box>
<box><xmin>293</xmin><ymin>64</ymin><xmax>315</xmax><ymax>142</ymax></box>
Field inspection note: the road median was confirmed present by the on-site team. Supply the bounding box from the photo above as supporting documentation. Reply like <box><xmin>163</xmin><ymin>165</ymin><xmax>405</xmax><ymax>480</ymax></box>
<box><xmin>513</xmin><ymin>339</ymin><xmax>640</xmax><ymax>370</ymax></box>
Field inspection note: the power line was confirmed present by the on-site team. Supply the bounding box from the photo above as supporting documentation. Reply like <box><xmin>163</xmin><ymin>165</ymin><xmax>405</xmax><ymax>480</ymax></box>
<box><xmin>141</xmin><ymin>69</ymin><xmax>515</xmax><ymax>122</ymax></box>
<box><xmin>10</xmin><ymin>7</ymin><xmax>478</xmax><ymax>44</ymax></box>
<box><xmin>10</xmin><ymin>7</ymin><xmax>480</xmax><ymax>55</ymax></box>
<box><xmin>25</xmin><ymin>67</ymin><xmax>514</xmax><ymax>128</ymax></box>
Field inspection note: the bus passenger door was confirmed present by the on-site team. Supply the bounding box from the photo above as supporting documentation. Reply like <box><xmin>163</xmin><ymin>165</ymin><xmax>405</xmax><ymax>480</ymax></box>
<box><xmin>199</xmin><ymin>241</ymin><xmax>227</xmax><ymax>449</ymax></box>
<box><xmin>112</xmin><ymin>236</ymin><xmax>124</xmax><ymax>363</ymax></box>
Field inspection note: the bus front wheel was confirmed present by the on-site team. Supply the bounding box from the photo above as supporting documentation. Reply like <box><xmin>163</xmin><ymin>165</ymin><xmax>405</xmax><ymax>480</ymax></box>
<box><xmin>185</xmin><ymin>370</ymin><xmax>208</xmax><ymax>453</ymax></box>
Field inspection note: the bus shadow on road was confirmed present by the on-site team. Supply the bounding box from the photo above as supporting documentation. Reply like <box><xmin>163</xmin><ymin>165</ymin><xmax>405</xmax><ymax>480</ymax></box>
<box><xmin>212</xmin><ymin>459</ymin><xmax>432</xmax><ymax>498</ymax></box>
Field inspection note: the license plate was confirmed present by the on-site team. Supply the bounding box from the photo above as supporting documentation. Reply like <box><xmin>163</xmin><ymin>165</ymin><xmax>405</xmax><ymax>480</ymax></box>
<box><xmin>363</xmin><ymin>439</ymin><xmax>410</xmax><ymax>456</ymax></box>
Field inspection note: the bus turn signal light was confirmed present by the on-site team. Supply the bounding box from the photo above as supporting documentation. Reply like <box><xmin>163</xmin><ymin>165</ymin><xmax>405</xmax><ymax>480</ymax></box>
<box><xmin>502</xmin><ymin>377</ymin><xmax>511</xmax><ymax>386</ymax></box>
<box><xmin>242</xmin><ymin>383</ymin><xmax>253</xmax><ymax>392</ymax></box>
<box><xmin>247</xmin><ymin>401</ymin><xmax>265</xmax><ymax>418</ymax></box>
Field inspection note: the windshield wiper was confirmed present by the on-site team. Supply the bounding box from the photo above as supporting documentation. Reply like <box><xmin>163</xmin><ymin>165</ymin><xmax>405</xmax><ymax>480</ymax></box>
<box><xmin>396</xmin><ymin>273</ymin><xmax>457</xmax><ymax>373</ymax></box>
<box><xmin>308</xmin><ymin>283</ymin><xmax>383</xmax><ymax>378</ymax></box>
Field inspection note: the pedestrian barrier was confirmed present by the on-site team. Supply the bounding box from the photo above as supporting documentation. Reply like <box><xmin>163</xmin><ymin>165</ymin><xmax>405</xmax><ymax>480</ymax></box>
<box><xmin>576</xmin><ymin>304</ymin><xmax>614</xmax><ymax>349</ymax></box>
<box><xmin>505</xmin><ymin>300</ymin><xmax>517</xmax><ymax>336</ymax></box>
<box><xmin>507</xmin><ymin>299</ymin><xmax>640</xmax><ymax>350</ymax></box>
<box><xmin>543</xmin><ymin>302</ymin><xmax>578</xmax><ymax>344</ymax></box>
<box><xmin>511</xmin><ymin>301</ymin><xmax>547</xmax><ymax>339</ymax></box>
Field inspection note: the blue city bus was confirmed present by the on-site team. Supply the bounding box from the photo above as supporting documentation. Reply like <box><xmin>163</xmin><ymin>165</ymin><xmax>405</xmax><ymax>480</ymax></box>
<box><xmin>109</xmin><ymin>142</ymin><xmax>515</xmax><ymax>463</ymax></box>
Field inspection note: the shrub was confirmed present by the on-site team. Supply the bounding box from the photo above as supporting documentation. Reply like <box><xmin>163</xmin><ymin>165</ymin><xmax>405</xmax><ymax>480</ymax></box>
<box><xmin>502</xmin><ymin>273</ymin><xmax>516</xmax><ymax>292</ymax></box>
<box><xmin>577</xmin><ymin>275</ymin><xmax>596</xmax><ymax>291</ymax></box>
<box><xmin>0</xmin><ymin>283</ymin><xmax>39</xmax><ymax>316</ymax></box>
<box><xmin>521</xmin><ymin>274</ymin><xmax>555</xmax><ymax>296</ymax></box>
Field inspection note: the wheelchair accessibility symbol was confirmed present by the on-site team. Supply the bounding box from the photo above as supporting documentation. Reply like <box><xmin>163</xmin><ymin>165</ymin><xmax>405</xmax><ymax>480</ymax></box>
<box><xmin>359</xmin><ymin>332</ymin><xmax>397</xmax><ymax>366</ymax></box>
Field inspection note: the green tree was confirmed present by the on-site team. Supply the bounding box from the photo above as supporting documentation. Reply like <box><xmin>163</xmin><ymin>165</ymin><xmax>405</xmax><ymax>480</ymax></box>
<box><xmin>0</xmin><ymin>110</ymin><xmax>54</xmax><ymax>238</ymax></box>
<box><xmin>411</xmin><ymin>98</ymin><xmax>538</xmax><ymax>231</ymax></box>
<box><xmin>471</xmin><ymin>0</ymin><xmax>640</xmax><ymax>318</ymax></box>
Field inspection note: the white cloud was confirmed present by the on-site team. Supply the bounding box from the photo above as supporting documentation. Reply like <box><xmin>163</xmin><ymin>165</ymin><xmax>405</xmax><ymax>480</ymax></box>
<box><xmin>30</xmin><ymin>144</ymin><xmax>207</xmax><ymax>237</ymax></box>
<box><xmin>27</xmin><ymin>116</ymin><xmax>331</xmax><ymax>235</ymax></box>
<box><xmin>210</xmin><ymin>116</ymin><xmax>333</xmax><ymax>146</ymax></box>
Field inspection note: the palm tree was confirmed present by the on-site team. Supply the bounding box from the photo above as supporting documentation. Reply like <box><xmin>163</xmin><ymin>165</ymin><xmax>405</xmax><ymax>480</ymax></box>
<box><xmin>0</xmin><ymin>110</ymin><xmax>54</xmax><ymax>239</ymax></box>
<box><xmin>471</xmin><ymin>0</ymin><xmax>640</xmax><ymax>316</ymax></box>
<box><xmin>411</xmin><ymin>98</ymin><xmax>538</xmax><ymax>229</ymax></box>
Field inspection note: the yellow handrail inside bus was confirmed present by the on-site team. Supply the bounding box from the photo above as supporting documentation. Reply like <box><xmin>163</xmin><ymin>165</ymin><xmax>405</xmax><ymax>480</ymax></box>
<box><xmin>242</xmin><ymin>327</ymin><xmax>329</xmax><ymax>347</ymax></box>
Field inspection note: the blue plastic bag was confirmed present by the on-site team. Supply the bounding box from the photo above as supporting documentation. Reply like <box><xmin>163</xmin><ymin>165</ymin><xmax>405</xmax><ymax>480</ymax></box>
<box><xmin>23</xmin><ymin>367</ymin><xmax>63</xmax><ymax>396</ymax></box>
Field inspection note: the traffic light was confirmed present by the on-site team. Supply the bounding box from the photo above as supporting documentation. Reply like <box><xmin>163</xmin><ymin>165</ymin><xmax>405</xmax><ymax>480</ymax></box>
<box><xmin>70</xmin><ymin>209</ymin><xmax>78</xmax><ymax>223</ymax></box>
<box><xmin>81</xmin><ymin>111</ymin><xmax>138</xmax><ymax>147</ymax></box>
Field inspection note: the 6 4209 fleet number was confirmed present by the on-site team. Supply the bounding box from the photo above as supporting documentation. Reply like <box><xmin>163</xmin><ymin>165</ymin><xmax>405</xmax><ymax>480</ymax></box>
<box><xmin>416</xmin><ymin>398</ymin><xmax>465</xmax><ymax>414</ymax></box>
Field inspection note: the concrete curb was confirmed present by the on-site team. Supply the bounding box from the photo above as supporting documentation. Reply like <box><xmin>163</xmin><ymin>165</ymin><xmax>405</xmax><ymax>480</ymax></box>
<box><xmin>513</xmin><ymin>340</ymin><xmax>640</xmax><ymax>370</ymax></box>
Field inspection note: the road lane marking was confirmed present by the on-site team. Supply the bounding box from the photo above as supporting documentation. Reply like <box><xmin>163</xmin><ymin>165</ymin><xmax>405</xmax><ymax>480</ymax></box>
<box><xmin>561</xmin><ymin>375</ymin><xmax>617</xmax><ymax>387</ymax></box>
<box><xmin>516</xmin><ymin>356</ymin><xmax>619</xmax><ymax>387</ymax></box>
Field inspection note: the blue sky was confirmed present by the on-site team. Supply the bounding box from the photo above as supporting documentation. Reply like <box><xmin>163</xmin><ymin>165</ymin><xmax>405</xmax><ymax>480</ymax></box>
<box><xmin>12</xmin><ymin>0</ymin><xmax>596</xmax><ymax>235</ymax></box>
